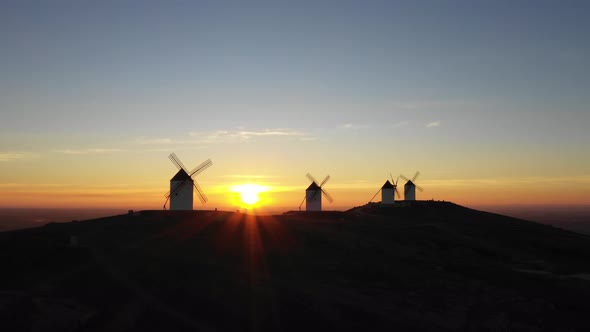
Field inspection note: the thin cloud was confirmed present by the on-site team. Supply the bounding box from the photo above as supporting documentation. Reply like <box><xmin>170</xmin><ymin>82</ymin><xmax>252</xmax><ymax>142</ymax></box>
<box><xmin>133</xmin><ymin>137</ymin><xmax>207</xmax><ymax>151</ymax></box>
<box><xmin>0</xmin><ymin>183</ymin><xmax>82</xmax><ymax>188</ymax></box>
<box><xmin>54</xmin><ymin>148</ymin><xmax>124</xmax><ymax>154</ymax></box>
<box><xmin>223</xmin><ymin>184</ymin><xmax>302</xmax><ymax>193</ymax></box>
<box><xmin>134</xmin><ymin>137</ymin><xmax>177</xmax><ymax>145</ymax></box>
<box><xmin>426</xmin><ymin>121</ymin><xmax>441</xmax><ymax>128</ymax></box>
<box><xmin>391</xmin><ymin>99</ymin><xmax>477</xmax><ymax>110</ymax></box>
<box><xmin>0</xmin><ymin>183</ymin><xmax>164</xmax><ymax>197</ymax></box>
<box><xmin>0</xmin><ymin>183</ymin><xmax>136</xmax><ymax>189</ymax></box>
<box><xmin>0</xmin><ymin>153</ymin><xmax>24</xmax><ymax>161</ymax></box>
<box><xmin>425</xmin><ymin>176</ymin><xmax>590</xmax><ymax>187</ymax></box>
<box><xmin>134</xmin><ymin>128</ymin><xmax>312</xmax><ymax>147</ymax></box>
<box><xmin>189</xmin><ymin>128</ymin><xmax>310</xmax><ymax>143</ymax></box>
<box><xmin>340</xmin><ymin>123</ymin><xmax>369</xmax><ymax>130</ymax></box>
<box><xmin>239</xmin><ymin>129</ymin><xmax>303</xmax><ymax>137</ymax></box>
<box><xmin>221</xmin><ymin>174</ymin><xmax>278</xmax><ymax>179</ymax></box>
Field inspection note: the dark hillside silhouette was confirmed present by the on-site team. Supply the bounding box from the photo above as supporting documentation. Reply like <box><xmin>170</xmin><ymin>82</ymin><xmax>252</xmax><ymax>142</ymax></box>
<box><xmin>2</xmin><ymin>202</ymin><xmax>590</xmax><ymax>331</ymax></box>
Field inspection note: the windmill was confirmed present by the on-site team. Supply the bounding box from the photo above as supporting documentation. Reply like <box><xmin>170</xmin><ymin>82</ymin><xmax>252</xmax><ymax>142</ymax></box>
<box><xmin>299</xmin><ymin>173</ymin><xmax>333</xmax><ymax>211</ymax></box>
<box><xmin>400</xmin><ymin>171</ymin><xmax>423</xmax><ymax>201</ymax></box>
<box><xmin>369</xmin><ymin>173</ymin><xmax>401</xmax><ymax>205</ymax></box>
<box><xmin>163</xmin><ymin>153</ymin><xmax>212</xmax><ymax>210</ymax></box>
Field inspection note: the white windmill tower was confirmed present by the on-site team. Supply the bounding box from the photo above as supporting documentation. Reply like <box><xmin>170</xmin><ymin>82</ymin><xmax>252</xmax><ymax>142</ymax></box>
<box><xmin>369</xmin><ymin>173</ymin><xmax>401</xmax><ymax>205</ymax></box>
<box><xmin>163</xmin><ymin>153</ymin><xmax>212</xmax><ymax>210</ymax></box>
<box><xmin>299</xmin><ymin>173</ymin><xmax>333</xmax><ymax>211</ymax></box>
<box><xmin>400</xmin><ymin>171</ymin><xmax>423</xmax><ymax>201</ymax></box>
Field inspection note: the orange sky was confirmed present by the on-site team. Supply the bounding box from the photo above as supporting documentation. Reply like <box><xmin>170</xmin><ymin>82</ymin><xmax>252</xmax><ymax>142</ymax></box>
<box><xmin>0</xmin><ymin>142</ymin><xmax>588</xmax><ymax>211</ymax></box>
<box><xmin>1</xmin><ymin>160</ymin><xmax>588</xmax><ymax>211</ymax></box>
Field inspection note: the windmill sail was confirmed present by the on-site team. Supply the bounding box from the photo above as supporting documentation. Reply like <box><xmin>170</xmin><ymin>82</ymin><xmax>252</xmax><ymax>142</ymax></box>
<box><xmin>304</xmin><ymin>173</ymin><xmax>333</xmax><ymax>211</ymax></box>
<box><xmin>164</xmin><ymin>153</ymin><xmax>212</xmax><ymax>210</ymax></box>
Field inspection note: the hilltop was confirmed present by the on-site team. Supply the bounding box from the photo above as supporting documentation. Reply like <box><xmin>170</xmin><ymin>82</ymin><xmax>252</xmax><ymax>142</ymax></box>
<box><xmin>2</xmin><ymin>201</ymin><xmax>590</xmax><ymax>331</ymax></box>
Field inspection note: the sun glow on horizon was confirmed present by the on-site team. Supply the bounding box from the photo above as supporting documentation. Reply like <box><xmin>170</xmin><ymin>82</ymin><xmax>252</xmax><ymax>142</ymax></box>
<box><xmin>230</xmin><ymin>183</ymin><xmax>270</xmax><ymax>206</ymax></box>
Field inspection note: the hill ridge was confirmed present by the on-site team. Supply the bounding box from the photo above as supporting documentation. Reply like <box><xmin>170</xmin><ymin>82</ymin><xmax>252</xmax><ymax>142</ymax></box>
<box><xmin>2</xmin><ymin>201</ymin><xmax>590</xmax><ymax>331</ymax></box>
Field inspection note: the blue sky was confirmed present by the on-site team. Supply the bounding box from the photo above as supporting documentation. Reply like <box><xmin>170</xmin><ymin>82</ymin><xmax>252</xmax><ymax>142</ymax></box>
<box><xmin>1</xmin><ymin>1</ymin><xmax>589</xmax><ymax>208</ymax></box>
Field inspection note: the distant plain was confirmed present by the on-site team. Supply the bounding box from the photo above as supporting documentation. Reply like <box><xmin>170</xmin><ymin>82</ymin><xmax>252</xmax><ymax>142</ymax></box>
<box><xmin>2</xmin><ymin>205</ymin><xmax>590</xmax><ymax>234</ymax></box>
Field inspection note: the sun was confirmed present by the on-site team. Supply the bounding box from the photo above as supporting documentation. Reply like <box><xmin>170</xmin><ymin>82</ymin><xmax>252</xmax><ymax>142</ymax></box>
<box><xmin>230</xmin><ymin>184</ymin><xmax>269</xmax><ymax>206</ymax></box>
<box><xmin>241</xmin><ymin>189</ymin><xmax>259</xmax><ymax>205</ymax></box>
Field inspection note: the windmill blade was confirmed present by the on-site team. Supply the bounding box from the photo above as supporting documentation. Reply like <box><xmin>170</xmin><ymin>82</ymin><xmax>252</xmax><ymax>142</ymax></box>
<box><xmin>400</xmin><ymin>174</ymin><xmax>410</xmax><ymax>182</ymax></box>
<box><xmin>320</xmin><ymin>175</ymin><xmax>330</xmax><ymax>187</ymax></box>
<box><xmin>415</xmin><ymin>184</ymin><xmax>424</xmax><ymax>192</ymax></box>
<box><xmin>169</xmin><ymin>153</ymin><xmax>188</xmax><ymax>172</ymax></box>
<box><xmin>298</xmin><ymin>195</ymin><xmax>306</xmax><ymax>210</ymax></box>
<box><xmin>189</xmin><ymin>159</ymin><xmax>212</xmax><ymax>177</ymax></box>
<box><xmin>321</xmin><ymin>188</ymin><xmax>334</xmax><ymax>203</ymax></box>
<box><xmin>164</xmin><ymin>190</ymin><xmax>170</xmax><ymax>198</ymax></box>
<box><xmin>395</xmin><ymin>176</ymin><xmax>400</xmax><ymax>185</ymax></box>
<box><xmin>193</xmin><ymin>181</ymin><xmax>208</xmax><ymax>203</ymax></box>
<box><xmin>395</xmin><ymin>188</ymin><xmax>401</xmax><ymax>198</ymax></box>
<box><xmin>168</xmin><ymin>180</ymin><xmax>186</xmax><ymax>197</ymax></box>
<box><xmin>412</xmin><ymin>171</ymin><xmax>421</xmax><ymax>182</ymax></box>
<box><xmin>390</xmin><ymin>172</ymin><xmax>395</xmax><ymax>184</ymax></box>
<box><xmin>306</xmin><ymin>173</ymin><xmax>319</xmax><ymax>185</ymax></box>
<box><xmin>369</xmin><ymin>188</ymin><xmax>381</xmax><ymax>203</ymax></box>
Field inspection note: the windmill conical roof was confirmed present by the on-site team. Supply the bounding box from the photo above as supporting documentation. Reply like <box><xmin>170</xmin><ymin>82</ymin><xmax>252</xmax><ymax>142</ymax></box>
<box><xmin>381</xmin><ymin>180</ymin><xmax>394</xmax><ymax>189</ymax></box>
<box><xmin>171</xmin><ymin>169</ymin><xmax>191</xmax><ymax>181</ymax></box>
<box><xmin>306</xmin><ymin>182</ymin><xmax>320</xmax><ymax>191</ymax></box>
<box><xmin>405</xmin><ymin>180</ymin><xmax>415</xmax><ymax>187</ymax></box>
